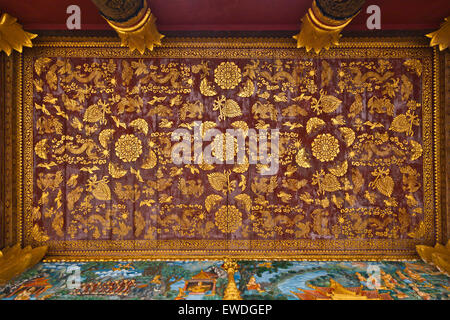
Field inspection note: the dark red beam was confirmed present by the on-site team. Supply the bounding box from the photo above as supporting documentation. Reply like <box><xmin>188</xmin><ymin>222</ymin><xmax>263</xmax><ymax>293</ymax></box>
<box><xmin>0</xmin><ymin>0</ymin><xmax>448</xmax><ymax>31</ymax></box>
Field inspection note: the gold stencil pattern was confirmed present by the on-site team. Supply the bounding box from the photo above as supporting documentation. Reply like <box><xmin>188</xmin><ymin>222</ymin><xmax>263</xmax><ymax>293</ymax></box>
<box><xmin>12</xmin><ymin>37</ymin><xmax>441</xmax><ymax>261</ymax></box>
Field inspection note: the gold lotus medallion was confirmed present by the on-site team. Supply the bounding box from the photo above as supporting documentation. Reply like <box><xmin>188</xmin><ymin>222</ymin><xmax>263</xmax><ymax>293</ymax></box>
<box><xmin>311</xmin><ymin>133</ymin><xmax>340</xmax><ymax>162</ymax></box>
<box><xmin>215</xmin><ymin>205</ymin><xmax>243</xmax><ymax>233</ymax></box>
<box><xmin>115</xmin><ymin>134</ymin><xmax>143</xmax><ymax>162</ymax></box>
<box><xmin>214</xmin><ymin>62</ymin><xmax>242</xmax><ymax>90</ymax></box>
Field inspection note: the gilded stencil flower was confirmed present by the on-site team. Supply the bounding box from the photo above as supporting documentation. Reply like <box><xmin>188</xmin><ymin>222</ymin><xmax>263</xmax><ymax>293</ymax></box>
<box><xmin>115</xmin><ymin>134</ymin><xmax>142</xmax><ymax>162</ymax></box>
<box><xmin>215</xmin><ymin>205</ymin><xmax>242</xmax><ymax>233</ymax></box>
<box><xmin>311</xmin><ymin>133</ymin><xmax>340</xmax><ymax>162</ymax></box>
<box><xmin>214</xmin><ymin>62</ymin><xmax>242</xmax><ymax>90</ymax></box>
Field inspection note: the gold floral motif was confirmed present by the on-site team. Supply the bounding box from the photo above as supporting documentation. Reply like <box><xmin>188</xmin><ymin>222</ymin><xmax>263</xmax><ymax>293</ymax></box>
<box><xmin>215</xmin><ymin>205</ymin><xmax>242</xmax><ymax>233</ymax></box>
<box><xmin>34</xmin><ymin>139</ymin><xmax>48</xmax><ymax>160</ymax></box>
<box><xmin>214</xmin><ymin>62</ymin><xmax>242</xmax><ymax>90</ymax></box>
<box><xmin>311</xmin><ymin>134</ymin><xmax>340</xmax><ymax>162</ymax></box>
<box><xmin>115</xmin><ymin>134</ymin><xmax>143</xmax><ymax>162</ymax></box>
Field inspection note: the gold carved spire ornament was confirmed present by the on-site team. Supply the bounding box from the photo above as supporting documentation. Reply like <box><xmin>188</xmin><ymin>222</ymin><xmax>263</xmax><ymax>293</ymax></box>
<box><xmin>91</xmin><ymin>0</ymin><xmax>164</xmax><ymax>54</ymax></box>
<box><xmin>426</xmin><ymin>16</ymin><xmax>450</xmax><ymax>51</ymax></box>
<box><xmin>222</xmin><ymin>258</ymin><xmax>242</xmax><ymax>300</ymax></box>
<box><xmin>293</xmin><ymin>0</ymin><xmax>365</xmax><ymax>54</ymax></box>
<box><xmin>0</xmin><ymin>12</ymin><xmax>37</xmax><ymax>55</ymax></box>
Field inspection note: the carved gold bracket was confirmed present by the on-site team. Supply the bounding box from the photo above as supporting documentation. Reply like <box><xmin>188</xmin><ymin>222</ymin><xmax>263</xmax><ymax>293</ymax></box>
<box><xmin>0</xmin><ymin>12</ymin><xmax>37</xmax><ymax>56</ymax></box>
<box><xmin>416</xmin><ymin>241</ymin><xmax>450</xmax><ymax>275</ymax></box>
<box><xmin>0</xmin><ymin>244</ymin><xmax>48</xmax><ymax>285</ymax></box>
<box><xmin>426</xmin><ymin>16</ymin><xmax>450</xmax><ymax>51</ymax></box>
<box><xmin>102</xmin><ymin>1</ymin><xmax>164</xmax><ymax>54</ymax></box>
<box><xmin>293</xmin><ymin>0</ymin><xmax>363</xmax><ymax>54</ymax></box>
<box><xmin>222</xmin><ymin>258</ymin><xmax>242</xmax><ymax>300</ymax></box>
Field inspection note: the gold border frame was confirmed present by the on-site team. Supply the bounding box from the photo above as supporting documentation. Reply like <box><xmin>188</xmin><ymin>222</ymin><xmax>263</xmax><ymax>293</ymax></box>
<box><xmin>11</xmin><ymin>36</ymin><xmax>442</xmax><ymax>261</ymax></box>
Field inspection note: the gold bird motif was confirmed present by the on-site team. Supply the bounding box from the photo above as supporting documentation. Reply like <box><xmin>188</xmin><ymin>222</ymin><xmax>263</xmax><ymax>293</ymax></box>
<box><xmin>80</xmin><ymin>166</ymin><xmax>100</xmax><ymax>174</ymax></box>
<box><xmin>37</xmin><ymin>161</ymin><xmax>57</xmax><ymax>170</ymax></box>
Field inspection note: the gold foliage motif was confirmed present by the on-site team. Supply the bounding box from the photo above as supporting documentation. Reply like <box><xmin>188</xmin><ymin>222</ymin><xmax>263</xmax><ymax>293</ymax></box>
<box><xmin>213</xmin><ymin>96</ymin><xmax>242</xmax><ymax>121</ymax></box>
<box><xmin>339</xmin><ymin>127</ymin><xmax>355</xmax><ymax>147</ymax></box>
<box><xmin>295</xmin><ymin>148</ymin><xmax>311</xmax><ymax>168</ymax></box>
<box><xmin>130</xmin><ymin>118</ymin><xmax>149</xmax><ymax>135</ymax></box>
<box><xmin>237</xmin><ymin>79</ymin><xmax>255</xmax><ymax>97</ymax></box>
<box><xmin>306</xmin><ymin>117</ymin><xmax>325</xmax><ymax>134</ymax></box>
<box><xmin>389</xmin><ymin>112</ymin><xmax>419</xmax><ymax>136</ymax></box>
<box><xmin>311</xmin><ymin>90</ymin><xmax>342</xmax><ymax>114</ymax></box>
<box><xmin>199</xmin><ymin>78</ymin><xmax>217</xmax><ymax>96</ymax></box>
<box><xmin>235</xmin><ymin>193</ymin><xmax>252</xmax><ymax>213</ymax></box>
<box><xmin>205</xmin><ymin>194</ymin><xmax>224</xmax><ymax>213</ymax></box>
<box><xmin>207</xmin><ymin>171</ymin><xmax>235</xmax><ymax>194</ymax></box>
<box><xmin>87</xmin><ymin>176</ymin><xmax>111</xmax><ymax>201</ymax></box>
<box><xmin>329</xmin><ymin>160</ymin><xmax>348</xmax><ymax>177</ymax></box>
<box><xmin>108</xmin><ymin>162</ymin><xmax>127</xmax><ymax>179</ymax></box>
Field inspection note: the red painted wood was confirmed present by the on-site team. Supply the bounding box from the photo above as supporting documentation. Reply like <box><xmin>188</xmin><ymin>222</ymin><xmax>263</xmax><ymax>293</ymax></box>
<box><xmin>0</xmin><ymin>0</ymin><xmax>448</xmax><ymax>31</ymax></box>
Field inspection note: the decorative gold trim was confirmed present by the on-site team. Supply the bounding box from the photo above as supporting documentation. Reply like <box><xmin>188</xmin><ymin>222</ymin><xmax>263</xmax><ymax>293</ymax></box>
<box><xmin>10</xmin><ymin>36</ymin><xmax>442</xmax><ymax>261</ymax></box>
<box><xmin>426</xmin><ymin>16</ymin><xmax>450</xmax><ymax>51</ymax></box>
<box><xmin>433</xmin><ymin>47</ymin><xmax>442</xmax><ymax>243</ymax></box>
<box><xmin>0</xmin><ymin>13</ymin><xmax>37</xmax><ymax>56</ymax></box>
<box><xmin>14</xmin><ymin>51</ymin><xmax>23</xmax><ymax>247</ymax></box>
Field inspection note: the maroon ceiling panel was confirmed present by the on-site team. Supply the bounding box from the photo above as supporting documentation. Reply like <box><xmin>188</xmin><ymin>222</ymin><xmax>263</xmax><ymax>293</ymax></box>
<box><xmin>0</xmin><ymin>0</ymin><xmax>448</xmax><ymax>31</ymax></box>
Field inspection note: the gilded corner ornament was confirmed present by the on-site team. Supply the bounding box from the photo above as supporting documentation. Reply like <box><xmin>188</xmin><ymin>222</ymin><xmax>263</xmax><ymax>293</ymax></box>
<box><xmin>0</xmin><ymin>12</ymin><xmax>37</xmax><ymax>56</ymax></box>
<box><xmin>426</xmin><ymin>16</ymin><xmax>450</xmax><ymax>51</ymax></box>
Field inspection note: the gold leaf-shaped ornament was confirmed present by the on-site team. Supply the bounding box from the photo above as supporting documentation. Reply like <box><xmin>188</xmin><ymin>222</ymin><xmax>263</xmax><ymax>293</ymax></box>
<box><xmin>205</xmin><ymin>194</ymin><xmax>223</xmax><ymax>213</ymax></box>
<box><xmin>296</xmin><ymin>148</ymin><xmax>311</xmax><ymax>168</ymax></box>
<box><xmin>321</xmin><ymin>95</ymin><xmax>342</xmax><ymax>113</ymax></box>
<box><xmin>92</xmin><ymin>180</ymin><xmax>111</xmax><ymax>201</ymax></box>
<box><xmin>306</xmin><ymin>117</ymin><xmax>325</xmax><ymax>134</ymax></box>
